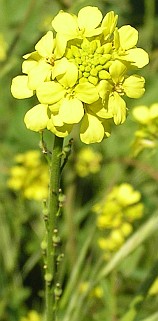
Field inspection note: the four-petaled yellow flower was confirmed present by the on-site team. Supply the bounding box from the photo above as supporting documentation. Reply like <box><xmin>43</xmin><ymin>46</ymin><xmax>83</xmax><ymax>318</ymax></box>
<box><xmin>11</xmin><ymin>6</ymin><xmax>149</xmax><ymax>144</ymax></box>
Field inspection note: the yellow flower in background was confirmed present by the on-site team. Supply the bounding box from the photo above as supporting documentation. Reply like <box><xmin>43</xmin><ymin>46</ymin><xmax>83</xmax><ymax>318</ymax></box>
<box><xmin>79</xmin><ymin>281</ymin><xmax>104</xmax><ymax>299</ymax></box>
<box><xmin>20</xmin><ymin>310</ymin><xmax>41</xmax><ymax>321</ymax></box>
<box><xmin>132</xmin><ymin>103</ymin><xmax>158</xmax><ymax>155</ymax></box>
<box><xmin>75</xmin><ymin>147</ymin><xmax>103</xmax><ymax>177</ymax></box>
<box><xmin>11</xmin><ymin>6</ymin><xmax>149</xmax><ymax>144</ymax></box>
<box><xmin>93</xmin><ymin>183</ymin><xmax>144</xmax><ymax>256</ymax></box>
<box><xmin>7</xmin><ymin>150</ymin><xmax>49</xmax><ymax>201</ymax></box>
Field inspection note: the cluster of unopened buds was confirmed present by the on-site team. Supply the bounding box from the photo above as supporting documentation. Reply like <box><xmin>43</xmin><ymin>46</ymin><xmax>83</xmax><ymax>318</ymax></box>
<box><xmin>11</xmin><ymin>6</ymin><xmax>149</xmax><ymax>144</ymax></box>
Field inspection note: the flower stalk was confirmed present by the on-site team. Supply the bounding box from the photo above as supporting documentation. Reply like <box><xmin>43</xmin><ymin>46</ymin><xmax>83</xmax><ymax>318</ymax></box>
<box><xmin>45</xmin><ymin>135</ymin><xmax>63</xmax><ymax>321</ymax></box>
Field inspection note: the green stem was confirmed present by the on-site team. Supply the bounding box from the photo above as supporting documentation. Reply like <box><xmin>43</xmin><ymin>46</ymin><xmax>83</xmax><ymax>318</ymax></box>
<box><xmin>45</xmin><ymin>135</ymin><xmax>64</xmax><ymax>321</ymax></box>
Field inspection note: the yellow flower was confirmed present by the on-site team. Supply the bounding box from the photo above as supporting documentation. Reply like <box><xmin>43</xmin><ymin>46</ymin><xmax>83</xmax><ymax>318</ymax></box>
<box><xmin>94</xmin><ymin>183</ymin><xmax>144</xmax><ymax>254</ymax></box>
<box><xmin>11</xmin><ymin>31</ymin><xmax>69</xmax><ymax>97</ymax></box>
<box><xmin>132</xmin><ymin>103</ymin><xmax>158</xmax><ymax>155</ymax></box>
<box><xmin>11</xmin><ymin>6</ymin><xmax>149</xmax><ymax>144</ymax></box>
<box><xmin>52</xmin><ymin>6</ymin><xmax>103</xmax><ymax>42</ymax></box>
<box><xmin>75</xmin><ymin>147</ymin><xmax>102</xmax><ymax>177</ymax></box>
<box><xmin>20</xmin><ymin>310</ymin><xmax>41</xmax><ymax>321</ymax></box>
<box><xmin>113</xmin><ymin>25</ymin><xmax>149</xmax><ymax>68</ymax></box>
<box><xmin>7</xmin><ymin>151</ymin><xmax>49</xmax><ymax>201</ymax></box>
<box><xmin>133</xmin><ymin>104</ymin><xmax>158</xmax><ymax>124</ymax></box>
<box><xmin>79</xmin><ymin>281</ymin><xmax>104</xmax><ymax>299</ymax></box>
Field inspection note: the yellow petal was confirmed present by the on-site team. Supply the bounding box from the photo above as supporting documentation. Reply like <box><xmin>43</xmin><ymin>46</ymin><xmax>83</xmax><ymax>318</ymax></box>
<box><xmin>22</xmin><ymin>59</ymin><xmax>38</xmax><ymax>74</ymax></box>
<box><xmin>52</xmin><ymin>11</ymin><xmax>78</xmax><ymax>39</ymax></box>
<box><xmin>108</xmin><ymin>93</ymin><xmax>126</xmax><ymax>125</ymax></box>
<box><xmin>59</xmin><ymin>98</ymin><xmax>84</xmax><ymax>124</ymax></box>
<box><xmin>118</xmin><ymin>25</ymin><xmax>138</xmax><ymax>50</ymax></box>
<box><xmin>54</xmin><ymin>33</ymin><xmax>67</xmax><ymax>58</ymax></box>
<box><xmin>88</xmin><ymin>100</ymin><xmax>112</xmax><ymax>119</ymax></box>
<box><xmin>123</xmin><ymin>75</ymin><xmax>145</xmax><ymax>98</ymax></box>
<box><xmin>124</xmin><ymin>48</ymin><xmax>149</xmax><ymax>68</ymax></box>
<box><xmin>35</xmin><ymin>31</ymin><xmax>54</xmax><ymax>58</ymax></box>
<box><xmin>23</xmin><ymin>51</ymin><xmax>40</xmax><ymax>60</ymax></box>
<box><xmin>52</xmin><ymin>57</ymin><xmax>68</xmax><ymax>79</ymax></box>
<box><xmin>50</xmin><ymin>113</ymin><xmax>64</xmax><ymax>127</ymax></box>
<box><xmin>36</xmin><ymin>81</ymin><xmax>65</xmax><ymax>104</ymax></box>
<box><xmin>102</xmin><ymin>11</ymin><xmax>118</xmax><ymax>36</ymax></box>
<box><xmin>57</xmin><ymin>61</ymin><xmax>78</xmax><ymax>87</ymax></box>
<box><xmin>27</xmin><ymin>61</ymin><xmax>52</xmax><ymax>90</ymax></box>
<box><xmin>11</xmin><ymin>75</ymin><xmax>33</xmax><ymax>99</ymax></box>
<box><xmin>75</xmin><ymin>82</ymin><xmax>99</xmax><ymax>104</ymax></box>
<box><xmin>80</xmin><ymin>113</ymin><xmax>104</xmax><ymax>144</ymax></box>
<box><xmin>24</xmin><ymin>104</ymin><xmax>48</xmax><ymax>131</ymax></box>
<box><xmin>109</xmin><ymin>60</ymin><xmax>127</xmax><ymax>83</ymax></box>
<box><xmin>47</xmin><ymin>118</ymin><xmax>73</xmax><ymax>137</ymax></box>
<box><xmin>78</xmin><ymin>6</ymin><xmax>102</xmax><ymax>32</ymax></box>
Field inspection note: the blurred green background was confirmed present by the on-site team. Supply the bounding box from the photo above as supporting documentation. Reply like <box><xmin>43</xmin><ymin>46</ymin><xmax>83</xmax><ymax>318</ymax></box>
<box><xmin>1</xmin><ymin>1</ymin><xmax>158</xmax><ymax>321</ymax></box>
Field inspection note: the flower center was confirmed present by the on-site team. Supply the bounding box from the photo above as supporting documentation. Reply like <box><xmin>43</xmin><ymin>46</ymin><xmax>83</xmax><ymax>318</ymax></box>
<box><xmin>45</xmin><ymin>55</ymin><xmax>55</xmax><ymax>66</ymax></box>
<box><xmin>66</xmin><ymin>39</ymin><xmax>112</xmax><ymax>85</ymax></box>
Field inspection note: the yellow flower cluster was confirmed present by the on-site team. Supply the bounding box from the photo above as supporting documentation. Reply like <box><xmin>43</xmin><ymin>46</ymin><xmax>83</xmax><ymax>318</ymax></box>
<box><xmin>93</xmin><ymin>183</ymin><xmax>144</xmax><ymax>255</ymax></box>
<box><xmin>11</xmin><ymin>6</ymin><xmax>149</xmax><ymax>144</ymax></box>
<box><xmin>7</xmin><ymin>150</ymin><xmax>49</xmax><ymax>201</ymax></box>
<box><xmin>75</xmin><ymin>147</ymin><xmax>102</xmax><ymax>177</ymax></box>
<box><xmin>20</xmin><ymin>310</ymin><xmax>41</xmax><ymax>321</ymax></box>
<box><xmin>132</xmin><ymin>103</ymin><xmax>158</xmax><ymax>155</ymax></box>
<box><xmin>79</xmin><ymin>281</ymin><xmax>104</xmax><ymax>299</ymax></box>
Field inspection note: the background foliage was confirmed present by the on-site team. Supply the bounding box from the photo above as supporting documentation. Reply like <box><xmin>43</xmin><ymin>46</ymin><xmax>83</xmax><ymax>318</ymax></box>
<box><xmin>1</xmin><ymin>0</ymin><xmax>158</xmax><ymax>320</ymax></box>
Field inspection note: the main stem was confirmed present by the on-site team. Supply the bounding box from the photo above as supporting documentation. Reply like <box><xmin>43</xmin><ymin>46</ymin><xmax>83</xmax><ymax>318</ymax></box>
<box><xmin>45</xmin><ymin>135</ymin><xmax>63</xmax><ymax>321</ymax></box>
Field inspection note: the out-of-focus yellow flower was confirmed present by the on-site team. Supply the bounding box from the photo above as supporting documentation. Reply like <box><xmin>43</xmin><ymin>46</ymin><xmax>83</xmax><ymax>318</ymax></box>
<box><xmin>79</xmin><ymin>281</ymin><xmax>104</xmax><ymax>299</ymax></box>
<box><xmin>132</xmin><ymin>103</ymin><xmax>158</xmax><ymax>155</ymax></box>
<box><xmin>0</xmin><ymin>33</ymin><xmax>7</xmax><ymax>61</ymax></box>
<box><xmin>11</xmin><ymin>6</ymin><xmax>148</xmax><ymax>144</ymax></box>
<box><xmin>7</xmin><ymin>150</ymin><xmax>49</xmax><ymax>201</ymax></box>
<box><xmin>93</xmin><ymin>183</ymin><xmax>144</xmax><ymax>255</ymax></box>
<box><xmin>149</xmin><ymin>278</ymin><xmax>158</xmax><ymax>296</ymax></box>
<box><xmin>75</xmin><ymin>147</ymin><xmax>102</xmax><ymax>177</ymax></box>
<box><xmin>20</xmin><ymin>310</ymin><xmax>41</xmax><ymax>321</ymax></box>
